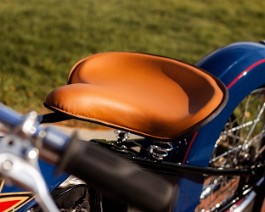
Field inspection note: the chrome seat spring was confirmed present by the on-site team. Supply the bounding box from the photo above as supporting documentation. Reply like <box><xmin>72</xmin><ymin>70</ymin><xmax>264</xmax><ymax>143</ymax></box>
<box><xmin>112</xmin><ymin>130</ymin><xmax>130</xmax><ymax>152</ymax></box>
<box><xmin>115</xmin><ymin>130</ymin><xmax>130</xmax><ymax>143</ymax></box>
<box><xmin>149</xmin><ymin>142</ymin><xmax>173</xmax><ymax>160</ymax></box>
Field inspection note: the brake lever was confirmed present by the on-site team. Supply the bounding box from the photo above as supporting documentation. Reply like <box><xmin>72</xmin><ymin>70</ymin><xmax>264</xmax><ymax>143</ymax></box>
<box><xmin>0</xmin><ymin>134</ymin><xmax>59</xmax><ymax>212</ymax></box>
<box><xmin>0</xmin><ymin>104</ymin><xmax>175</xmax><ymax>212</ymax></box>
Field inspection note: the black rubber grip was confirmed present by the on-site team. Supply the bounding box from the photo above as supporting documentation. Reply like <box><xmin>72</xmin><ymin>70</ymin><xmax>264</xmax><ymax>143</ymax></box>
<box><xmin>58</xmin><ymin>134</ymin><xmax>176</xmax><ymax>212</ymax></box>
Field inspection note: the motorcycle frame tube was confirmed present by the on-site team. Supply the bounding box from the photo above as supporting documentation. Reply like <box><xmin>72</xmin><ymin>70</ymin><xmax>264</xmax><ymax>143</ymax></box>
<box><xmin>174</xmin><ymin>42</ymin><xmax>265</xmax><ymax>211</ymax></box>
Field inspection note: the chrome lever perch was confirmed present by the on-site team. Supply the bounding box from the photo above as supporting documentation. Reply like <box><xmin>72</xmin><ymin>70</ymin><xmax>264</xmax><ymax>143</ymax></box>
<box><xmin>0</xmin><ymin>135</ymin><xmax>59</xmax><ymax>212</ymax></box>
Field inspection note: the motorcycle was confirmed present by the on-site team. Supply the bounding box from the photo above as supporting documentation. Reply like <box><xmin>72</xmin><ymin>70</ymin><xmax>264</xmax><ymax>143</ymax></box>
<box><xmin>0</xmin><ymin>41</ymin><xmax>264</xmax><ymax>212</ymax></box>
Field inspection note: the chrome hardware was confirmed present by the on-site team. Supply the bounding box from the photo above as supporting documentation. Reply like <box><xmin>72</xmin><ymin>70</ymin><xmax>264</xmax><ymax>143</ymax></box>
<box><xmin>115</xmin><ymin>130</ymin><xmax>130</xmax><ymax>143</ymax></box>
<box><xmin>112</xmin><ymin>130</ymin><xmax>130</xmax><ymax>152</ymax></box>
<box><xmin>10</xmin><ymin>111</ymin><xmax>39</xmax><ymax>139</ymax></box>
<box><xmin>149</xmin><ymin>142</ymin><xmax>173</xmax><ymax>160</ymax></box>
<box><xmin>21</xmin><ymin>111</ymin><xmax>38</xmax><ymax>137</ymax></box>
<box><xmin>0</xmin><ymin>117</ymin><xmax>59</xmax><ymax>212</ymax></box>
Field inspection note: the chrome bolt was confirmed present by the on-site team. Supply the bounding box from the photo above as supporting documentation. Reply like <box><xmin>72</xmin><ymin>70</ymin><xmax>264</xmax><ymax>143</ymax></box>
<box><xmin>2</xmin><ymin>160</ymin><xmax>13</xmax><ymax>170</ymax></box>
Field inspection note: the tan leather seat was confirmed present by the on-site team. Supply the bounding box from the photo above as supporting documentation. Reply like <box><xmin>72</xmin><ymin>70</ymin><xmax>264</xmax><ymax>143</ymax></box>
<box><xmin>44</xmin><ymin>52</ymin><xmax>227</xmax><ymax>140</ymax></box>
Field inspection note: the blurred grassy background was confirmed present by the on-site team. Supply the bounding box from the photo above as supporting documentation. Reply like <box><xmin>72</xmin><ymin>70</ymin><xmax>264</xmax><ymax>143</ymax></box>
<box><xmin>1</xmin><ymin>0</ymin><xmax>265</xmax><ymax>113</ymax></box>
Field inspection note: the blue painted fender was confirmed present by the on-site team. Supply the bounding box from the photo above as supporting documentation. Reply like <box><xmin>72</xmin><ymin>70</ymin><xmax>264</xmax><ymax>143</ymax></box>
<box><xmin>174</xmin><ymin>41</ymin><xmax>265</xmax><ymax>212</ymax></box>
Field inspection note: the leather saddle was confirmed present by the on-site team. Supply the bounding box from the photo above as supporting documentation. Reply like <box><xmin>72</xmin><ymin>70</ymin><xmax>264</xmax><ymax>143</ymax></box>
<box><xmin>44</xmin><ymin>52</ymin><xmax>228</xmax><ymax>140</ymax></box>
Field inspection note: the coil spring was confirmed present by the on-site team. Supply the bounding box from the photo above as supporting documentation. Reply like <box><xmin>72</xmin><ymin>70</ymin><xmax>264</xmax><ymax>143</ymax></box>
<box><xmin>149</xmin><ymin>142</ymin><xmax>173</xmax><ymax>160</ymax></box>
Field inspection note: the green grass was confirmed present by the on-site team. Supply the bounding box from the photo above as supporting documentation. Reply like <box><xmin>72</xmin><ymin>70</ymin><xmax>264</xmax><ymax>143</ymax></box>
<box><xmin>1</xmin><ymin>0</ymin><xmax>265</xmax><ymax>113</ymax></box>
